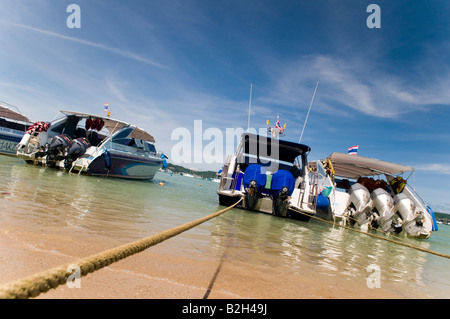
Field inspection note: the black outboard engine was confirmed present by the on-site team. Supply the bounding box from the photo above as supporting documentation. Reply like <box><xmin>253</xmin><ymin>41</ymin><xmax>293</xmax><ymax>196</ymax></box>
<box><xmin>242</xmin><ymin>164</ymin><xmax>267</xmax><ymax>211</ymax></box>
<box><xmin>64</xmin><ymin>137</ymin><xmax>91</xmax><ymax>171</ymax></box>
<box><xmin>45</xmin><ymin>134</ymin><xmax>71</xmax><ymax>167</ymax></box>
<box><xmin>271</xmin><ymin>170</ymin><xmax>295</xmax><ymax>217</ymax></box>
<box><xmin>272</xmin><ymin>186</ymin><xmax>290</xmax><ymax>217</ymax></box>
<box><xmin>245</xmin><ymin>180</ymin><xmax>259</xmax><ymax>211</ymax></box>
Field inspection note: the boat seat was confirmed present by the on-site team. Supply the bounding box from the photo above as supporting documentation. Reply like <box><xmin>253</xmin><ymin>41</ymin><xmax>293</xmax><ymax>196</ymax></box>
<box><xmin>87</xmin><ymin>130</ymin><xmax>99</xmax><ymax>146</ymax></box>
<box><xmin>62</xmin><ymin>115</ymin><xmax>79</xmax><ymax>138</ymax></box>
<box><xmin>74</xmin><ymin>127</ymin><xmax>86</xmax><ymax>138</ymax></box>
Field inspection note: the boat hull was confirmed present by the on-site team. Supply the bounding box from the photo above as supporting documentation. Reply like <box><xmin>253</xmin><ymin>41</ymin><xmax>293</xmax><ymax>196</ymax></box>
<box><xmin>217</xmin><ymin>190</ymin><xmax>315</xmax><ymax>221</ymax></box>
<box><xmin>86</xmin><ymin>150</ymin><xmax>162</xmax><ymax>180</ymax></box>
<box><xmin>0</xmin><ymin>128</ymin><xmax>24</xmax><ymax>156</ymax></box>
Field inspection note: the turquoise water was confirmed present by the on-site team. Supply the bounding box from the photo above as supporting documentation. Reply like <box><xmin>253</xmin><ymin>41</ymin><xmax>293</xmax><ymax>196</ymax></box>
<box><xmin>0</xmin><ymin>155</ymin><xmax>449</xmax><ymax>298</ymax></box>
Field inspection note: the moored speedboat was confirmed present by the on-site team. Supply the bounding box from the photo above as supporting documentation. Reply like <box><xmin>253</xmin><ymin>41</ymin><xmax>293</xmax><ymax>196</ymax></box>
<box><xmin>0</xmin><ymin>102</ymin><xmax>31</xmax><ymax>156</ymax></box>
<box><xmin>321</xmin><ymin>152</ymin><xmax>438</xmax><ymax>239</ymax></box>
<box><xmin>217</xmin><ymin>131</ymin><xmax>329</xmax><ymax>221</ymax></box>
<box><xmin>16</xmin><ymin>110</ymin><xmax>163</xmax><ymax>180</ymax></box>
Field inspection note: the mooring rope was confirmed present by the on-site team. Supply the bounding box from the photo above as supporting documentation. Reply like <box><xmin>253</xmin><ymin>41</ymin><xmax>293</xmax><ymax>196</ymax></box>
<box><xmin>0</xmin><ymin>197</ymin><xmax>243</xmax><ymax>299</ymax></box>
<box><xmin>299</xmin><ymin>210</ymin><xmax>450</xmax><ymax>259</ymax></box>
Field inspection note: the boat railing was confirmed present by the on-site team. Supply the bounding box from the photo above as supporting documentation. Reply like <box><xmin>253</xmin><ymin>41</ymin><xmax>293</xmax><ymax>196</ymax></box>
<box><xmin>219</xmin><ymin>155</ymin><xmax>231</xmax><ymax>191</ymax></box>
<box><xmin>308</xmin><ymin>172</ymin><xmax>320</xmax><ymax>210</ymax></box>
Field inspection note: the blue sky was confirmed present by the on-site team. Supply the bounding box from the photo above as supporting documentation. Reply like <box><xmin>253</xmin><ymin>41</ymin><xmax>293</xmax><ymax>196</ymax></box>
<box><xmin>0</xmin><ymin>0</ymin><xmax>449</xmax><ymax>212</ymax></box>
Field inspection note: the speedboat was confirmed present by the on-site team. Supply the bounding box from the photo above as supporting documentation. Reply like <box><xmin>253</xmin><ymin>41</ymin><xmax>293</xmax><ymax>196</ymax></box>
<box><xmin>0</xmin><ymin>102</ymin><xmax>30</xmax><ymax>156</ymax></box>
<box><xmin>316</xmin><ymin>152</ymin><xmax>438</xmax><ymax>239</ymax></box>
<box><xmin>16</xmin><ymin>110</ymin><xmax>163</xmax><ymax>180</ymax></box>
<box><xmin>217</xmin><ymin>132</ymin><xmax>329</xmax><ymax>221</ymax></box>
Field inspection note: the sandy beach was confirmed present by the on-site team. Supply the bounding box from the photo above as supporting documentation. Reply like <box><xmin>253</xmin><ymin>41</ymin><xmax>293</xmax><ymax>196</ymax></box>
<box><xmin>0</xmin><ymin>221</ymin><xmax>405</xmax><ymax>300</ymax></box>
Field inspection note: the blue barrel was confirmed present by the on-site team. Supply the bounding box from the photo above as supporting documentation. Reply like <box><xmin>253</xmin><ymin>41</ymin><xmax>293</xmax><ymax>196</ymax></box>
<box><xmin>316</xmin><ymin>194</ymin><xmax>329</xmax><ymax>209</ymax></box>
<box><xmin>243</xmin><ymin>164</ymin><xmax>267</xmax><ymax>190</ymax></box>
<box><xmin>271</xmin><ymin>170</ymin><xmax>295</xmax><ymax>196</ymax></box>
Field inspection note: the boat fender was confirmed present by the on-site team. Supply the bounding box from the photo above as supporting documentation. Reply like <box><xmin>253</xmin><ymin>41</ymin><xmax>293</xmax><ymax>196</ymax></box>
<box><xmin>426</xmin><ymin>206</ymin><xmax>438</xmax><ymax>232</ymax></box>
<box><xmin>17</xmin><ymin>133</ymin><xmax>31</xmax><ymax>150</ymax></box>
<box><xmin>103</xmin><ymin>150</ymin><xmax>112</xmax><ymax>170</ymax></box>
<box><xmin>160</xmin><ymin>153</ymin><xmax>168</xmax><ymax>168</ymax></box>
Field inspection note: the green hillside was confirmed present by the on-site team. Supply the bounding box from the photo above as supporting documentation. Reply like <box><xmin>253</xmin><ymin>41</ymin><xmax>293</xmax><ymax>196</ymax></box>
<box><xmin>166</xmin><ymin>163</ymin><xmax>218</xmax><ymax>179</ymax></box>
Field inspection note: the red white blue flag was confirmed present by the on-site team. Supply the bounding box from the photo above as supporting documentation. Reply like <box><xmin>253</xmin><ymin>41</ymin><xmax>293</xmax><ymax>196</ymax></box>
<box><xmin>276</xmin><ymin>120</ymin><xmax>283</xmax><ymax>131</ymax></box>
<box><xmin>348</xmin><ymin>145</ymin><xmax>358</xmax><ymax>155</ymax></box>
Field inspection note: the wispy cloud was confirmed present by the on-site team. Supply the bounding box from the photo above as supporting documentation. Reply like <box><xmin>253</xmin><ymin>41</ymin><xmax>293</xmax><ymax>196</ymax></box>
<box><xmin>261</xmin><ymin>55</ymin><xmax>450</xmax><ymax>119</ymax></box>
<box><xmin>3</xmin><ymin>21</ymin><xmax>170</xmax><ymax>70</ymax></box>
<box><xmin>415</xmin><ymin>163</ymin><xmax>450</xmax><ymax>175</ymax></box>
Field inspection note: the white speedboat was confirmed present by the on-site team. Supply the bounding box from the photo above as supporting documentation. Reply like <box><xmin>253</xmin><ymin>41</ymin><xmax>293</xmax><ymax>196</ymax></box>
<box><xmin>0</xmin><ymin>102</ymin><xmax>30</xmax><ymax>156</ymax></box>
<box><xmin>17</xmin><ymin>110</ymin><xmax>163</xmax><ymax>180</ymax></box>
<box><xmin>217</xmin><ymin>132</ymin><xmax>332</xmax><ymax>221</ymax></box>
<box><xmin>318</xmin><ymin>152</ymin><xmax>438</xmax><ymax>239</ymax></box>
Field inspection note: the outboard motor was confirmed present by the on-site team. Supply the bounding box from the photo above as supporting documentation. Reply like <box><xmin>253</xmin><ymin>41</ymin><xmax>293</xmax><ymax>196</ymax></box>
<box><xmin>393</xmin><ymin>193</ymin><xmax>415</xmax><ymax>222</ymax></box>
<box><xmin>242</xmin><ymin>164</ymin><xmax>267</xmax><ymax>211</ymax></box>
<box><xmin>63</xmin><ymin>137</ymin><xmax>91</xmax><ymax>171</ymax></box>
<box><xmin>347</xmin><ymin>183</ymin><xmax>372</xmax><ymax>226</ymax></box>
<box><xmin>402</xmin><ymin>211</ymin><xmax>427</xmax><ymax>237</ymax></box>
<box><xmin>45</xmin><ymin>134</ymin><xmax>71</xmax><ymax>167</ymax></box>
<box><xmin>271</xmin><ymin>170</ymin><xmax>295</xmax><ymax>217</ymax></box>
<box><xmin>394</xmin><ymin>193</ymin><xmax>428</xmax><ymax>236</ymax></box>
<box><xmin>370</xmin><ymin>188</ymin><xmax>396</xmax><ymax>232</ymax></box>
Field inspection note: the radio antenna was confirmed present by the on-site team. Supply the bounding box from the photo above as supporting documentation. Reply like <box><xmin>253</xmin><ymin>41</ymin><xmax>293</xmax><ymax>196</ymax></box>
<box><xmin>247</xmin><ymin>83</ymin><xmax>253</xmax><ymax>131</ymax></box>
<box><xmin>299</xmin><ymin>81</ymin><xmax>319</xmax><ymax>143</ymax></box>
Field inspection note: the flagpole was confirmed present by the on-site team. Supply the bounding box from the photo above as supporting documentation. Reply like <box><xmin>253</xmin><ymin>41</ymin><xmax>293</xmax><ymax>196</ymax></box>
<box><xmin>247</xmin><ymin>83</ymin><xmax>252</xmax><ymax>131</ymax></box>
<box><xmin>299</xmin><ymin>81</ymin><xmax>319</xmax><ymax>144</ymax></box>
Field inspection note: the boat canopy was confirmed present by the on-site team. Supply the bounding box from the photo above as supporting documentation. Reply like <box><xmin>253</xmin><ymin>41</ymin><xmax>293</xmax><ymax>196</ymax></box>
<box><xmin>242</xmin><ymin>133</ymin><xmax>310</xmax><ymax>163</ymax></box>
<box><xmin>325</xmin><ymin>152</ymin><xmax>414</xmax><ymax>179</ymax></box>
<box><xmin>0</xmin><ymin>103</ymin><xmax>30</xmax><ymax>123</ymax></box>
<box><xmin>60</xmin><ymin>110</ymin><xmax>155</xmax><ymax>143</ymax></box>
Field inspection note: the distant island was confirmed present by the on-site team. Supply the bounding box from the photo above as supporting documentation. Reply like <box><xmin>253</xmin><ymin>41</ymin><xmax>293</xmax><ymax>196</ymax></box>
<box><xmin>435</xmin><ymin>212</ymin><xmax>450</xmax><ymax>225</ymax></box>
<box><xmin>165</xmin><ymin>163</ymin><xmax>219</xmax><ymax>179</ymax></box>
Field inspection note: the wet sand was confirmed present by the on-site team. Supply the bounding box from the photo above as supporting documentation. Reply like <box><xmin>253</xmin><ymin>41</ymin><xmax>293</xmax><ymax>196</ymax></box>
<box><xmin>0</xmin><ymin>222</ymin><xmax>405</xmax><ymax>299</ymax></box>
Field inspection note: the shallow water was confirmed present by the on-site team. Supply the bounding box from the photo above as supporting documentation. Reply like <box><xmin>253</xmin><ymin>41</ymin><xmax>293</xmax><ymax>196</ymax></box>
<box><xmin>0</xmin><ymin>155</ymin><xmax>449</xmax><ymax>298</ymax></box>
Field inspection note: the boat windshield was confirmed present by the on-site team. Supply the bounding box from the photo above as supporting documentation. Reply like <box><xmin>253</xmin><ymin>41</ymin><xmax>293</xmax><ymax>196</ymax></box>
<box><xmin>236</xmin><ymin>133</ymin><xmax>310</xmax><ymax>175</ymax></box>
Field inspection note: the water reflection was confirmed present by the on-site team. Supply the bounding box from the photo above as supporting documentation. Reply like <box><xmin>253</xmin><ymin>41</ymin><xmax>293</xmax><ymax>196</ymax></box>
<box><xmin>1</xmin><ymin>156</ymin><xmax>448</xmax><ymax>298</ymax></box>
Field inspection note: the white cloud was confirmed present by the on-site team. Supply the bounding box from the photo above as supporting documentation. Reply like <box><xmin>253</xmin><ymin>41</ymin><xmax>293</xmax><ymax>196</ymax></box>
<box><xmin>261</xmin><ymin>55</ymin><xmax>450</xmax><ymax>119</ymax></box>
<box><xmin>2</xmin><ymin>21</ymin><xmax>170</xmax><ymax>70</ymax></box>
<box><xmin>415</xmin><ymin>163</ymin><xmax>450</xmax><ymax>175</ymax></box>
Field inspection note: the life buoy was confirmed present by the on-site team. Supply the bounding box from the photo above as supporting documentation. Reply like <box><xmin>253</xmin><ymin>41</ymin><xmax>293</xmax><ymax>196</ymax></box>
<box><xmin>390</xmin><ymin>176</ymin><xmax>406</xmax><ymax>194</ymax></box>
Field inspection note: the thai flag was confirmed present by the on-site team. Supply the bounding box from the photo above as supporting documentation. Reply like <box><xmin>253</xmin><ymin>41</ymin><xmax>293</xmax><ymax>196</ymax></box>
<box><xmin>276</xmin><ymin>120</ymin><xmax>283</xmax><ymax>131</ymax></box>
<box><xmin>348</xmin><ymin>145</ymin><xmax>358</xmax><ymax>155</ymax></box>
<box><xmin>104</xmin><ymin>103</ymin><xmax>109</xmax><ymax>112</ymax></box>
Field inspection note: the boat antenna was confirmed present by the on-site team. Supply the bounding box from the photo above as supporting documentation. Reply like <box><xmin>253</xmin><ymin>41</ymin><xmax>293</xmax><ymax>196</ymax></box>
<box><xmin>247</xmin><ymin>83</ymin><xmax>253</xmax><ymax>131</ymax></box>
<box><xmin>298</xmin><ymin>81</ymin><xmax>319</xmax><ymax>144</ymax></box>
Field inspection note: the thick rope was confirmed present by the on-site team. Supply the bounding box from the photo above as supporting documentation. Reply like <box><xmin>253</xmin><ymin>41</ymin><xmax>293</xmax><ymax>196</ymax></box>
<box><xmin>0</xmin><ymin>197</ymin><xmax>243</xmax><ymax>299</ymax></box>
<box><xmin>300</xmin><ymin>210</ymin><xmax>450</xmax><ymax>259</ymax></box>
